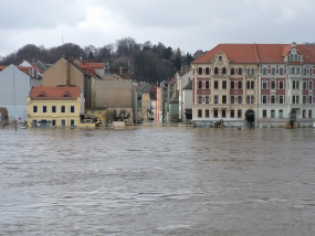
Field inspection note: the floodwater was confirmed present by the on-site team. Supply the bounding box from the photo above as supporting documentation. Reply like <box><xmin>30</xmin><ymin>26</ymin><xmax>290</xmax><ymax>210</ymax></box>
<box><xmin>0</xmin><ymin>127</ymin><xmax>315</xmax><ymax>236</ymax></box>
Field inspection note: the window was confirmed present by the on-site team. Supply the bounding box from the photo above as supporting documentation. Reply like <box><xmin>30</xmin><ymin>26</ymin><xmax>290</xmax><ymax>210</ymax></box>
<box><xmin>52</xmin><ymin>120</ymin><xmax>56</xmax><ymax>127</ymax></box>
<box><xmin>297</xmin><ymin>67</ymin><xmax>300</xmax><ymax>74</ymax></box>
<box><xmin>214</xmin><ymin>95</ymin><xmax>219</xmax><ymax>104</ymax></box>
<box><xmin>246</xmin><ymin>81</ymin><xmax>250</xmax><ymax>89</ymax></box>
<box><xmin>218</xmin><ymin>56</ymin><xmax>222</xmax><ymax>61</ymax></box>
<box><xmin>262</xmin><ymin>80</ymin><xmax>268</xmax><ymax>89</ymax></box>
<box><xmin>52</xmin><ymin>106</ymin><xmax>56</xmax><ymax>113</ymax></box>
<box><xmin>198</xmin><ymin>96</ymin><xmax>202</xmax><ymax>104</ymax></box>
<box><xmin>205</xmin><ymin>68</ymin><xmax>210</xmax><ymax>75</ymax></box>
<box><xmin>43</xmin><ymin>105</ymin><xmax>47</xmax><ymax>113</ymax></box>
<box><xmin>231</xmin><ymin>68</ymin><xmax>235</xmax><ymax>75</ymax></box>
<box><xmin>262</xmin><ymin>96</ymin><xmax>267</xmax><ymax>104</ymax></box>
<box><xmin>198</xmin><ymin>109</ymin><xmax>202</xmax><ymax>118</ymax></box>
<box><xmin>205</xmin><ymin>96</ymin><xmax>210</xmax><ymax>104</ymax></box>
<box><xmin>263</xmin><ymin>110</ymin><xmax>267</xmax><ymax>118</ymax></box>
<box><xmin>296</xmin><ymin>96</ymin><xmax>300</xmax><ymax>104</ymax></box>
<box><xmin>238</xmin><ymin>96</ymin><xmax>243</xmax><ymax>104</ymax></box>
<box><xmin>61</xmin><ymin>119</ymin><xmax>66</xmax><ymax>127</ymax></box>
<box><xmin>303</xmin><ymin>96</ymin><xmax>307</xmax><ymax>104</ymax></box>
<box><xmin>205</xmin><ymin>81</ymin><xmax>210</xmax><ymax>89</ymax></box>
<box><xmin>205</xmin><ymin>109</ymin><xmax>210</xmax><ymax>118</ymax></box>
<box><xmin>279</xmin><ymin>68</ymin><xmax>284</xmax><ymax>75</ymax></box>
<box><xmin>230</xmin><ymin>110</ymin><xmax>235</xmax><ymax>118</ymax></box>
<box><xmin>309</xmin><ymin>110</ymin><xmax>313</xmax><ymax>119</ymax></box>
<box><xmin>302</xmin><ymin>110</ymin><xmax>306</xmax><ymax>119</ymax></box>
<box><xmin>271</xmin><ymin>96</ymin><xmax>276</xmax><ymax>104</ymax></box>
<box><xmin>61</xmin><ymin>105</ymin><xmax>66</xmax><ymax>113</ymax></box>
<box><xmin>238</xmin><ymin>68</ymin><xmax>242</xmax><ymax>75</ymax></box>
<box><xmin>222</xmin><ymin>67</ymin><xmax>227</xmax><ymax>75</ymax></box>
<box><xmin>214</xmin><ymin>67</ymin><xmax>219</xmax><ymax>75</ymax></box>
<box><xmin>237</xmin><ymin>109</ymin><xmax>242</xmax><ymax>118</ymax></box>
<box><xmin>246</xmin><ymin>95</ymin><xmax>254</xmax><ymax>104</ymax></box>
<box><xmin>222</xmin><ymin>81</ymin><xmax>227</xmax><ymax>89</ymax></box>
<box><xmin>309</xmin><ymin>96</ymin><xmax>313</xmax><ymax>104</ymax></box>
<box><xmin>198</xmin><ymin>81</ymin><xmax>202</xmax><ymax>89</ymax></box>
<box><xmin>238</xmin><ymin>81</ymin><xmax>242</xmax><ymax>89</ymax></box>
<box><xmin>251</xmin><ymin>81</ymin><xmax>255</xmax><ymax>89</ymax></box>
<box><xmin>222</xmin><ymin>110</ymin><xmax>226</xmax><ymax>118</ymax></box>
<box><xmin>222</xmin><ymin>95</ymin><xmax>227</xmax><ymax>104</ymax></box>
<box><xmin>246</xmin><ymin>96</ymin><xmax>250</xmax><ymax>104</ymax></box>
<box><xmin>303</xmin><ymin>81</ymin><xmax>307</xmax><ymax>90</ymax></box>
<box><xmin>271</xmin><ymin>110</ymin><xmax>275</xmax><ymax>119</ymax></box>
<box><xmin>279</xmin><ymin>81</ymin><xmax>284</xmax><ymax>89</ymax></box>
<box><xmin>33</xmin><ymin>105</ymin><xmax>38</xmax><ymax>113</ymax></box>
<box><xmin>309</xmin><ymin>81</ymin><xmax>313</xmax><ymax>89</ymax></box>
<box><xmin>214</xmin><ymin>81</ymin><xmax>219</xmax><ymax>89</ymax></box>
<box><xmin>272</xmin><ymin>68</ymin><xmax>276</xmax><ymax>75</ymax></box>
<box><xmin>279</xmin><ymin>110</ymin><xmax>284</xmax><ymax>119</ymax></box>
<box><xmin>231</xmin><ymin>96</ymin><xmax>235</xmax><ymax>104</ymax></box>
<box><xmin>71</xmin><ymin>105</ymin><xmax>75</xmax><ymax>113</ymax></box>
<box><xmin>291</xmin><ymin>67</ymin><xmax>295</xmax><ymax>74</ymax></box>
<box><xmin>271</xmin><ymin>81</ymin><xmax>276</xmax><ymax>89</ymax></box>
<box><xmin>214</xmin><ymin>109</ymin><xmax>218</xmax><ymax>118</ymax></box>
<box><xmin>279</xmin><ymin>96</ymin><xmax>284</xmax><ymax>104</ymax></box>
<box><xmin>231</xmin><ymin>81</ymin><xmax>235</xmax><ymax>89</ymax></box>
<box><xmin>71</xmin><ymin>120</ymin><xmax>75</xmax><ymax>127</ymax></box>
<box><xmin>198</xmin><ymin>67</ymin><xmax>203</xmax><ymax>75</ymax></box>
<box><xmin>263</xmin><ymin>68</ymin><xmax>267</xmax><ymax>75</ymax></box>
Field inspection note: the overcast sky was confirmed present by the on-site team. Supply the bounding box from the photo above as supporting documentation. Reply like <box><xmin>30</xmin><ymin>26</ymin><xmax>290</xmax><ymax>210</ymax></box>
<box><xmin>0</xmin><ymin>0</ymin><xmax>314</xmax><ymax>56</ymax></box>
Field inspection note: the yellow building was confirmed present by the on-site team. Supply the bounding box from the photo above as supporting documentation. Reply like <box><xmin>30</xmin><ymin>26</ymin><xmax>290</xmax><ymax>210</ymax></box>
<box><xmin>27</xmin><ymin>86</ymin><xmax>84</xmax><ymax>128</ymax></box>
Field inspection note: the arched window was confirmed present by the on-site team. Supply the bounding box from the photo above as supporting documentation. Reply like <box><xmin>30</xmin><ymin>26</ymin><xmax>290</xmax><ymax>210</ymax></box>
<box><xmin>222</xmin><ymin>67</ymin><xmax>226</xmax><ymax>75</ymax></box>
<box><xmin>198</xmin><ymin>67</ymin><xmax>203</xmax><ymax>75</ymax></box>
<box><xmin>214</xmin><ymin>67</ymin><xmax>219</xmax><ymax>75</ymax></box>
<box><xmin>205</xmin><ymin>67</ymin><xmax>210</xmax><ymax>75</ymax></box>
<box><xmin>238</xmin><ymin>68</ymin><xmax>243</xmax><ymax>75</ymax></box>
<box><xmin>231</xmin><ymin>68</ymin><xmax>235</xmax><ymax>75</ymax></box>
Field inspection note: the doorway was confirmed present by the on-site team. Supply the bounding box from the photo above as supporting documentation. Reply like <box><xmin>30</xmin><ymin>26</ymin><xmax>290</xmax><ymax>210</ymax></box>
<box><xmin>245</xmin><ymin>109</ymin><xmax>255</xmax><ymax>128</ymax></box>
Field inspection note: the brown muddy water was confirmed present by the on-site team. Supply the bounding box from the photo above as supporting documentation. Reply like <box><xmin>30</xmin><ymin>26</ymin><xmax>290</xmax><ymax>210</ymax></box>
<box><xmin>0</xmin><ymin>127</ymin><xmax>315</xmax><ymax>236</ymax></box>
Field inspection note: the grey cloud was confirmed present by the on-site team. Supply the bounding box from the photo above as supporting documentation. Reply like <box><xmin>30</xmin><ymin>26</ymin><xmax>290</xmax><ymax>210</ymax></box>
<box><xmin>0</xmin><ymin>0</ymin><xmax>85</xmax><ymax>29</ymax></box>
<box><xmin>1</xmin><ymin>0</ymin><xmax>315</xmax><ymax>55</ymax></box>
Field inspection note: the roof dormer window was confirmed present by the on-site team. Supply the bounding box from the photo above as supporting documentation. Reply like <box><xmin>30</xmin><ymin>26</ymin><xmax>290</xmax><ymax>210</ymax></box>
<box><xmin>64</xmin><ymin>91</ymin><xmax>71</xmax><ymax>97</ymax></box>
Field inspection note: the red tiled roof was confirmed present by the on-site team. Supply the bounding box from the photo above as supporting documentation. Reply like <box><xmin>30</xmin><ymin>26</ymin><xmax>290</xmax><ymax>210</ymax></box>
<box><xmin>18</xmin><ymin>66</ymin><xmax>32</xmax><ymax>74</ymax></box>
<box><xmin>30</xmin><ymin>86</ymin><xmax>81</xmax><ymax>100</ymax></box>
<box><xmin>80</xmin><ymin>62</ymin><xmax>105</xmax><ymax>70</ymax></box>
<box><xmin>193</xmin><ymin>44</ymin><xmax>315</xmax><ymax>64</ymax></box>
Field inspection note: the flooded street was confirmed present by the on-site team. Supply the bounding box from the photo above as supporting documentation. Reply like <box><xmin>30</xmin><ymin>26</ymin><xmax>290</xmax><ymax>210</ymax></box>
<box><xmin>1</xmin><ymin>127</ymin><xmax>315</xmax><ymax>235</ymax></box>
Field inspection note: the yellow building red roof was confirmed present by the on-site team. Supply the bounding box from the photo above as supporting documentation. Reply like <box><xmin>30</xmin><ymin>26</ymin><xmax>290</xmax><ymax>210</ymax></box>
<box><xmin>30</xmin><ymin>86</ymin><xmax>81</xmax><ymax>99</ymax></box>
<box><xmin>194</xmin><ymin>44</ymin><xmax>315</xmax><ymax>64</ymax></box>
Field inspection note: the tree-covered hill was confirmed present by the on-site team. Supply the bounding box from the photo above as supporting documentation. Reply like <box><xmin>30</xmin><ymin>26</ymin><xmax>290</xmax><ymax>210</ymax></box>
<box><xmin>0</xmin><ymin>38</ymin><xmax>197</xmax><ymax>83</ymax></box>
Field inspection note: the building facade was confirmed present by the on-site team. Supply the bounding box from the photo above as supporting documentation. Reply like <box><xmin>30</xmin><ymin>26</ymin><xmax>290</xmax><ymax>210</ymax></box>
<box><xmin>0</xmin><ymin>65</ymin><xmax>39</xmax><ymax>122</ymax></box>
<box><xmin>192</xmin><ymin>43</ymin><xmax>315</xmax><ymax>127</ymax></box>
<box><xmin>27</xmin><ymin>86</ymin><xmax>84</xmax><ymax>128</ymax></box>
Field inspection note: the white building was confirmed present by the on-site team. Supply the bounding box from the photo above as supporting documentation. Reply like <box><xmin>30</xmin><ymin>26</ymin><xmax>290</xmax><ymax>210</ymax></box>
<box><xmin>0</xmin><ymin>65</ymin><xmax>39</xmax><ymax>122</ymax></box>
